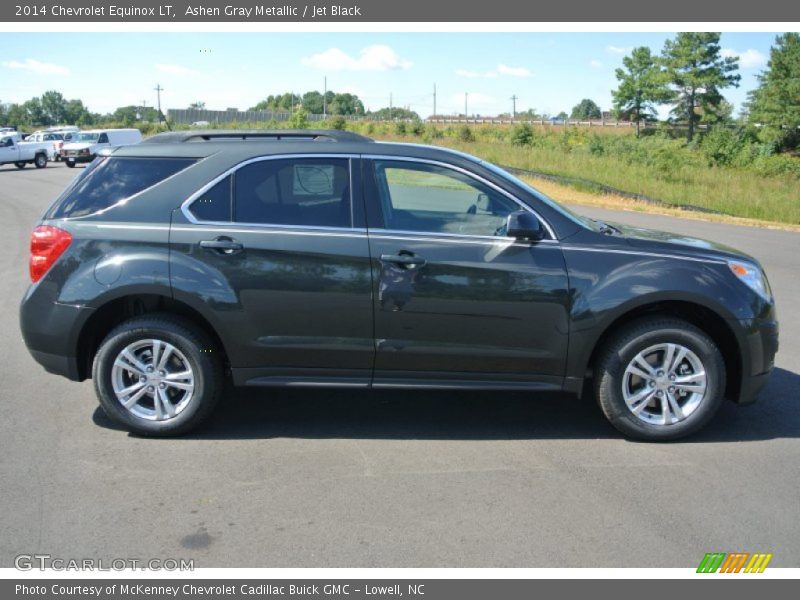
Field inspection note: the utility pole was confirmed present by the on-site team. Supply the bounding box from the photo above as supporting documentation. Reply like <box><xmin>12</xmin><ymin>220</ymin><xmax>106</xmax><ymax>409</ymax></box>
<box><xmin>510</xmin><ymin>95</ymin><xmax>518</xmax><ymax>119</ymax></box>
<box><xmin>154</xmin><ymin>83</ymin><xmax>164</xmax><ymax>123</ymax></box>
<box><xmin>323</xmin><ymin>76</ymin><xmax>327</xmax><ymax>118</ymax></box>
<box><xmin>389</xmin><ymin>93</ymin><xmax>393</xmax><ymax>121</ymax></box>
<box><xmin>464</xmin><ymin>92</ymin><xmax>468</xmax><ymax>121</ymax></box>
<box><xmin>433</xmin><ymin>83</ymin><xmax>437</xmax><ymax>119</ymax></box>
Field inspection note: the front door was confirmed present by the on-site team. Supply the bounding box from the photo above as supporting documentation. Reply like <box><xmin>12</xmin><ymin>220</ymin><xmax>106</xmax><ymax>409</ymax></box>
<box><xmin>363</xmin><ymin>158</ymin><xmax>570</xmax><ymax>388</ymax></box>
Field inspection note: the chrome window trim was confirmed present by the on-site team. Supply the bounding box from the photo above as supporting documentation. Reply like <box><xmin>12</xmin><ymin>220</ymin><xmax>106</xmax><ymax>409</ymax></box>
<box><xmin>362</xmin><ymin>154</ymin><xmax>558</xmax><ymax>241</ymax></box>
<box><xmin>180</xmin><ymin>153</ymin><xmax>360</xmax><ymax>231</ymax></box>
<box><xmin>368</xmin><ymin>228</ymin><xmax>558</xmax><ymax>246</ymax></box>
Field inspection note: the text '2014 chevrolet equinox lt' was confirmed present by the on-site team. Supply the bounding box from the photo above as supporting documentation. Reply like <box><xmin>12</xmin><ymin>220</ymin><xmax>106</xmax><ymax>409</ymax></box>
<box><xmin>20</xmin><ymin>130</ymin><xmax>779</xmax><ymax>440</ymax></box>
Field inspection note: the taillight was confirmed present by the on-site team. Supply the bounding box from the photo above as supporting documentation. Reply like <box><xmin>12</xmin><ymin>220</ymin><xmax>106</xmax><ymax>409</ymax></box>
<box><xmin>29</xmin><ymin>225</ymin><xmax>72</xmax><ymax>283</ymax></box>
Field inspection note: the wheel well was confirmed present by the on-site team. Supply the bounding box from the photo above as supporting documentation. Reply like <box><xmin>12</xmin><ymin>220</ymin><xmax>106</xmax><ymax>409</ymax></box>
<box><xmin>76</xmin><ymin>294</ymin><xmax>228</xmax><ymax>380</ymax></box>
<box><xmin>585</xmin><ymin>301</ymin><xmax>741</xmax><ymax>400</ymax></box>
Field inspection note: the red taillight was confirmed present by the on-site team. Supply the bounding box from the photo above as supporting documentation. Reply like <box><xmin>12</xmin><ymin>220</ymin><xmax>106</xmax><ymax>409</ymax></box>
<box><xmin>29</xmin><ymin>225</ymin><xmax>72</xmax><ymax>283</ymax></box>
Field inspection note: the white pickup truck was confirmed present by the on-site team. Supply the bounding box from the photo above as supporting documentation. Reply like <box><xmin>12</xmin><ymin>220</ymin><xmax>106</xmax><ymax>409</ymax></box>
<box><xmin>0</xmin><ymin>135</ymin><xmax>51</xmax><ymax>169</ymax></box>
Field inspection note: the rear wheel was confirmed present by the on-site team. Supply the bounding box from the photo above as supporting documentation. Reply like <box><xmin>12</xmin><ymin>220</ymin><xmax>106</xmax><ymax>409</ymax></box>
<box><xmin>34</xmin><ymin>153</ymin><xmax>47</xmax><ymax>168</ymax></box>
<box><xmin>14</xmin><ymin>161</ymin><xmax>26</xmax><ymax>169</ymax></box>
<box><xmin>594</xmin><ymin>317</ymin><xmax>725</xmax><ymax>441</ymax></box>
<box><xmin>93</xmin><ymin>315</ymin><xmax>224</xmax><ymax>436</ymax></box>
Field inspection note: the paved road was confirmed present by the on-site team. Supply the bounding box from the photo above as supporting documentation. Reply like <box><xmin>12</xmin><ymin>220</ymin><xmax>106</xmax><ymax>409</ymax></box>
<box><xmin>1</xmin><ymin>163</ymin><xmax>798</xmax><ymax>568</ymax></box>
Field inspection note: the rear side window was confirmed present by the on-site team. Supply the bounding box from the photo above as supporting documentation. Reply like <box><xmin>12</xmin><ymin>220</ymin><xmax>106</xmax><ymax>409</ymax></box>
<box><xmin>48</xmin><ymin>157</ymin><xmax>196</xmax><ymax>219</ymax></box>
<box><xmin>234</xmin><ymin>158</ymin><xmax>351</xmax><ymax>228</ymax></box>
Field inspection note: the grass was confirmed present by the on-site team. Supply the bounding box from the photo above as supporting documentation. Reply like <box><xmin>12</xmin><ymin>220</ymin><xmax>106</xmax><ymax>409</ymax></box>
<box><xmin>363</xmin><ymin>125</ymin><xmax>800</xmax><ymax>226</ymax></box>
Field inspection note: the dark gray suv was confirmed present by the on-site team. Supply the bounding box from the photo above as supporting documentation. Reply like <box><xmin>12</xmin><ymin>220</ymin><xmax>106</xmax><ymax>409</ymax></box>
<box><xmin>20</xmin><ymin>130</ymin><xmax>778</xmax><ymax>440</ymax></box>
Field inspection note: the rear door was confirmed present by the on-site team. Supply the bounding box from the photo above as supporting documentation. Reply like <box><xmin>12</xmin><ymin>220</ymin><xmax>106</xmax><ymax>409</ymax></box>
<box><xmin>363</xmin><ymin>157</ymin><xmax>570</xmax><ymax>388</ymax></box>
<box><xmin>170</xmin><ymin>154</ymin><xmax>375</xmax><ymax>386</ymax></box>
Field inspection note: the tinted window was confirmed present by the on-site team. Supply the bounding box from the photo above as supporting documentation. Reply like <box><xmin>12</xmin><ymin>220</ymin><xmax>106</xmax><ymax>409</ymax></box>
<box><xmin>372</xmin><ymin>161</ymin><xmax>518</xmax><ymax>236</ymax></box>
<box><xmin>188</xmin><ymin>175</ymin><xmax>232</xmax><ymax>222</ymax></box>
<box><xmin>234</xmin><ymin>158</ymin><xmax>351</xmax><ymax>228</ymax></box>
<box><xmin>48</xmin><ymin>157</ymin><xmax>195</xmax><ymax>219</ymax></box>
<box><xmin>98</xmin><ymin>133</ymin><xmax>109</xmax><ymax>144</ymax></box>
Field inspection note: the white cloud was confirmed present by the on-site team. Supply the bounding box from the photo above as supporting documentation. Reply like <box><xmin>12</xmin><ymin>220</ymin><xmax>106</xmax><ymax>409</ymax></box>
<box><xmin>496</xmin><ymin>63</ymin><xmax>532</xmax><ymax>78</ymax></box>
<box><xmin>456</xmin><ymin>64</ymin><xmax>532</xmax><ymax>79</ymax></box>
<box><xmin>456</xmin><ymin>68</ymin><xmax>497</xmax><ymax>79</ymax></box>
<box><xmin>721</xmin><ymin>48</ymin><xmax>767</xmax><ymax>69</ymax></box>
<box><xmin>589</xmin><ymin>59</ymin><xmax>604</xmax><ymax>69</ymax></box>
<box><xmin>155</xmin><ymin>63</ymin><xmax>198</xmax><ymax>76</ymax></box>
<box><xmin>606</xmin><ymin>45</ymin><xmax>632</xmax><ymax>55</ymax></box>
<box><xmin>301</xmin><ymin>45</ymin><xmax>412</xmax><ymax>72</ymax></box>
<box><xmin>1</xmin><ymin>58</ymin><xmax>69</xmax><ymax>76</ymax></box>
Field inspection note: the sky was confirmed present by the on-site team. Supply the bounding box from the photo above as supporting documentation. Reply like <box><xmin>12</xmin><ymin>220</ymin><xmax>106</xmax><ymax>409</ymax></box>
<box><xmin>0</xmin><ymin>32</ymin><xmax>783</xmax><ymax>119</ymax></box>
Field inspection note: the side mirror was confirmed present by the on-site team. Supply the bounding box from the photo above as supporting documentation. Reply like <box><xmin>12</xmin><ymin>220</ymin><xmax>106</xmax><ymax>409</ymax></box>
<box><xmin>506</xmin><ymin>210</ymin><xmax>545</xmax><ymax>241</ymax></box>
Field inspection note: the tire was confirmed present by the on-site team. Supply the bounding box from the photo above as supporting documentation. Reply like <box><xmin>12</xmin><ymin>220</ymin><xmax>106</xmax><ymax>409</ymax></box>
<box><xmin>14</xmin><ymin>161</ymin><xmax>26</xmax><ymax>169</ymax></box>
<box><xmin>34</xmin><ymin>153</ymin><xmax>47</xmax><ymax>169</ymax></box>
<box><xmin>65</xmin><ymin>159</ymin><xmax>76</xmax><ymax>168</ymax></box>
<box><xmin>594</xmin><ymin>317</ymin><xmax>725</xmax><ymax>441</ymax></box>
<box><xmin>92</xmin><ymin>314</ymin><xmax>224</xmax><ymax>436</ymax></box>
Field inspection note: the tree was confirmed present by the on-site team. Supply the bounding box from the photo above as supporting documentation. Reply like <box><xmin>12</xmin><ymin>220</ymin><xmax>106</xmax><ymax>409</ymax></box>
<box><xmin>41</xmin><ymin>90</ymin><xmax>69</xmax><ymax>125</ymax></box>
<box><xmin>23</xmin><ymin>97</ymin><xmax>46</xmax><ymax>126</ymax></box>
<box><xmin>746</xmin><ymin>33</ymin><xmax>800</xmax><ymax>149</ymax></box>
<box><xmin>368</xmin><ymin>107</ymin><xmax>419</xmax><ymax>121</ymax></box>
<box><xmin>570</xmin><ymin>99</ymin><xmax>601</xmax><ymax>120</ymax></box>
<box><xmin>661</xmin><ymin>32</ymin><xmax>740</xmax><ymax>142</ymax></box>
<box><xmin>188</xmin><ymin>101</ymin><xmax>206</xmax><ymax>110</ymax></box>
<box><xmin>612</xmin><ymin>46</ymin><xmax>673</xmax><ymax>136</ymax></box>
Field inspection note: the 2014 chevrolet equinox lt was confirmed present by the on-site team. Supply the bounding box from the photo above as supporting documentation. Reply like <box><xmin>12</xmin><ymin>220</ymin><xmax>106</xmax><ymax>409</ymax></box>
<box><xmin>19</xmin><ymin>130</ymin><xmax>779</xmax><ymax>440</ymax></box>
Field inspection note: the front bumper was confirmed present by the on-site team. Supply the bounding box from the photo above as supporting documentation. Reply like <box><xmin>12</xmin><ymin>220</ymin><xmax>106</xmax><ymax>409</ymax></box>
<box><xmin>733</xmin><ymin>317</ymin><xmax>779</xmax><ymax>405</ymax></box>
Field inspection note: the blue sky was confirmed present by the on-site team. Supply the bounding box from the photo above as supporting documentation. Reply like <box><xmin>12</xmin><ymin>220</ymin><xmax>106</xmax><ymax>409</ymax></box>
<box><xmin>0</xmin><ymin>32</ymin><xmax>782</xmax><ymax>118</ymax></box>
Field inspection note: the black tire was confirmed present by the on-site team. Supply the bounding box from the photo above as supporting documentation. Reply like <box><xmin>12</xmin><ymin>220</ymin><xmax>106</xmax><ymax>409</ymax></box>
<box><xmin>92</xmin><ymin>314</ymin><xmax>224</xmax><ymax>436</ymax></box>
<box><xmin>34</xmin><ymin>153</ymin><xmax>47</xmax><ymax>169</ymax></box>
<box><xmin>14</xmin><ymin>161</ymin><xmax>26</xmax><ymax>169</ymax></box>
<box><xmin>65</xmin><ymin>159</ymin><xmax>76</xmax><ymax>168</ymax></box>
<box><xmin>594</xmin><ymin>317</ymin><xmax>726</xmax><ymax>441</ymax></box>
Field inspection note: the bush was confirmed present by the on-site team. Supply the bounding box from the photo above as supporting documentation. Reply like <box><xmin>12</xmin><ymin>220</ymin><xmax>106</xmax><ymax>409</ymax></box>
<box><xmin>510</xmin><ymin>123</ymin><xmax>534</xmax><ymax>146</ymax></box>
<box><xmin>289</xmin><ymin>107</ymin><xmax>308</xmax><ymax>129</ymax></box>
<box><xmin>700</xmin><ymin>127</ymin><xmax>749</xmax><ymax>167</ymax></box>
<box><xmin>457</xmin><ymin>125</ymin><xmax>475</xmax><ymax>142</ymax></box>
<box><xmin>410</xmin><ymin>119</ymin><xmax>426</xmax><ymax>136</ymax></box>
<box><xmin>394</xmin><ymin>121</ymin><xmax>407</xmax><ymax>135</ymax></box>
<box><xmin>329</xmin><ymin>116</ymin><xmax>347</xmax><ymax>130</ymax></box>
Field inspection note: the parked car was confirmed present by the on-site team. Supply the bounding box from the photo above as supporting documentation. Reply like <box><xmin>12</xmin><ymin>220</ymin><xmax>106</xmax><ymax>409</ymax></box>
<box><xmin>25</xmin><ymin>131</ymin><xmax>67</xmax><ymax>161</ymax></box>
<box><xmin>60</xmin><ymin>128</ymin><xmax>142</xmax><ymax>167</ymax></box>
<box><xmin>0</xmin><ymin>135</ymin><xmax>50</xmax><ymax>169</ymax></box>
<box><xmin>20</xmin><ymin>130</ymin><xmax>778</xmax><ymax>440</ymax></box>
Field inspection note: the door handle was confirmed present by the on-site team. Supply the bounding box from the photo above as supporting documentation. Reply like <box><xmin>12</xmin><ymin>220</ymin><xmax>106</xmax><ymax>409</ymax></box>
<box><xmin>200</xmin><ymin>237</ymin><xmax>243</xmax><ymax>255</ymax></box>
<box><xmin>380</xmin><ymin>253</ymin><xmax>426</xmax><ymax>268</ymax></box>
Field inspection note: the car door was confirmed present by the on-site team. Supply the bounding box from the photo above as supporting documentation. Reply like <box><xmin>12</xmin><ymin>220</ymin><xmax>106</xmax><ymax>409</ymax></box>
<box><xmin>170</xmin><ymin>154</ymin><xmax>375</xmax><ymax>386</ymax></box>
<box><xmin>0</xmin><ymin>137</ymin><xmax>17</xmax><ymax>163</ymax></box>
<box><xmin>363</xmin><ymin>157</ymin><xmax>570</xmax><ymax>388</ymax></box>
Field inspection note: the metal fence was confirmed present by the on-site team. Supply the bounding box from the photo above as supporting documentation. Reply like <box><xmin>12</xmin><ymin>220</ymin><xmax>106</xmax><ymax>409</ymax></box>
<box><xmin>167</xmin><ymin>108</ymin><xmax>365</xmax><ymax>125</ymax></box>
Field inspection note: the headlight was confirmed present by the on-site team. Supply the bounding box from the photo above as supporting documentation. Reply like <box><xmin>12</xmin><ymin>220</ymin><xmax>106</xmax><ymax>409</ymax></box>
<box><xmin>727</xmin><ymin>260</ymin><xmax>772</xmax><ymax>301</ymax></box>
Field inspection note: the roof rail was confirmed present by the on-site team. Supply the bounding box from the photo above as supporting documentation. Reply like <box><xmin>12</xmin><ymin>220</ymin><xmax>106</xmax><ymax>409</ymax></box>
<box><xmin>142</xmin><ymin>129</ymin><xmax>373</xmax><ymax>144</ymax></box>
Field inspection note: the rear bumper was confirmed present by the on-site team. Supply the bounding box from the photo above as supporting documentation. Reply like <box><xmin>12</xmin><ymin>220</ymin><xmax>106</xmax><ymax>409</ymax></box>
<box><xmin>20</xmin><ymin>293</ymin><xmax>93</xmax><ymax>382</ymax></box>
<box><xmin>28</xmin><ymin>349</ymin><xmax>82</xmax><ymax>381</ymax></box>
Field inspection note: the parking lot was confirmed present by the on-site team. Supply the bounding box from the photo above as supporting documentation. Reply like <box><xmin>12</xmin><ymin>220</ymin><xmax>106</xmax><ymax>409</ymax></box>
<box><xmin>1</xmin><ymin>161</ymin><xmax>798</xmax><ymax>568</ymax></box>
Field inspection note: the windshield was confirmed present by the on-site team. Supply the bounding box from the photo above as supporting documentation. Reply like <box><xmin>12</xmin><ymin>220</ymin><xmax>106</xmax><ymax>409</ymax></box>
<box><xmin>73</xmin><ymin>133</ymin><xmax>100</xmax><ymax>142</ymax></box>
<box><xmin>479</xmin><ymin>161</ymin><xmax>602</xmax><ymax>232</ymax></box>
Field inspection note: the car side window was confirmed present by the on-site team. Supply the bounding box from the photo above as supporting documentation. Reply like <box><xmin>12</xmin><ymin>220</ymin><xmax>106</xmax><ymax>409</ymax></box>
<box><xmin>233</xmin><ymin>158</ymin><xmax>351</xmax><ymax>228</ymax></box>
<box><xmin>189</xmin><ymin>175</ymin><xmax>232</xmax><ymax>222</ymax></box>
<box><xmin>371</xmin><ymin>160</ymin><xmax>519</xmax><ymax>237</ymax></box>
<box><xmin>98</xmin><ymin>133</ymin><xmax>109</xmax><ymax>144</ymax></box>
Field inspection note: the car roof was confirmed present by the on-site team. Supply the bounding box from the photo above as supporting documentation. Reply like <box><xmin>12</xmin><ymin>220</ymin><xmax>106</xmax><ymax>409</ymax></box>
<box><xmin>112</xmin><ymin>129</ymin><xmax>484</xmax><ymax>166</ymax></box>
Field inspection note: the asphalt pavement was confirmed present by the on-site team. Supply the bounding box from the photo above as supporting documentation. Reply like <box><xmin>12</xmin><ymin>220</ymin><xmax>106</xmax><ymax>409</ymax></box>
<box><xmin>1</xmin><ymin>162</ymin><xmax>798</xmax><ymax>568</ymax></box>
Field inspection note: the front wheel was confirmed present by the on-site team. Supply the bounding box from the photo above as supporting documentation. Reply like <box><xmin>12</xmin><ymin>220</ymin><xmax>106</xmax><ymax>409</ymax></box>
<box><xmin>65</xmin><ymin>159</ymin><xmax>76</xmax><ymax>168</ymax></box>
<box><xmin>594</xmin><ymin>317</ymin><xmax>725</xmax><ymax>441</ymax></box>
<box><xmin>34</xmin><ymin>153</ymin><xmax>47</xmax><ymax>168</ymax></box>
<box><xmin>14</xmin><ymin>161</ymin><xmax>26</xmax><ymax>169</ymax></box>
<box><xmin>93</xmin><ymin>315</ymin><xmax>224</xmax><ymax>436</ymax></box>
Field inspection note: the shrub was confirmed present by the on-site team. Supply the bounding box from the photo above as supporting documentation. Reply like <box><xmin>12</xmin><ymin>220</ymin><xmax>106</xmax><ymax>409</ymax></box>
<box><xmin>457</xmin><ymin>125</ymin><xmax>475</xmax><ymax>143</ymax></box>
<box><xmin>510</xmin><ymin>123</ymin><xmax>534</xmax><ymax>146</ymax></box>
<box><xmin>329</xmin><ymin>116</ymin><xmax>347</xmax><ymax>130</ymax></box>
